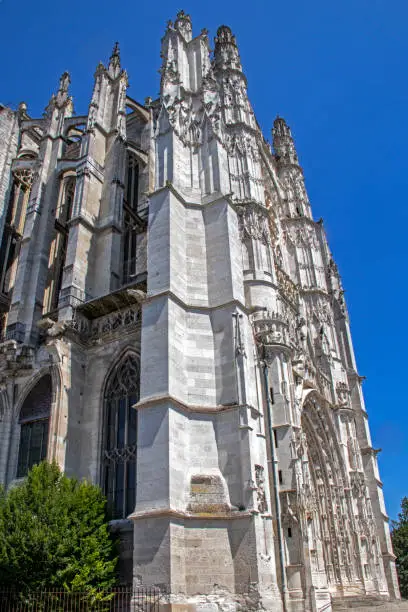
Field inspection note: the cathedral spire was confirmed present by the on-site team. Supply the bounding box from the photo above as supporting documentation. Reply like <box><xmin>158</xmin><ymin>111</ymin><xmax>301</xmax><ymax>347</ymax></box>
<box><xmin>272</xmin><ymin>115</ymin><xmax>299</xmax><ymax>165</ymax></box>
<box><xmin>108</xmin><ymin>41</ymin><xmax>121</xmax><ymax>78</ymax></box>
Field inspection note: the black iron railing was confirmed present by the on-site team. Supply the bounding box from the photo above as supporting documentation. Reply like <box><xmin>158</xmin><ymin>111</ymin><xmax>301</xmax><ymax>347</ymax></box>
<box><xmin>0</xmin><ymin>586</ymin><xmax>163</xmax><ymax>611</ymax></box>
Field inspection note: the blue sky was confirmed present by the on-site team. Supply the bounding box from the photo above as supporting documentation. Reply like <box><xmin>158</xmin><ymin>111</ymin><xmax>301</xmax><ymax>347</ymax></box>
<box><xmin>1</xmin><ymin>0</ymin><xmax>407</xmax><ymax>520</ymax></box>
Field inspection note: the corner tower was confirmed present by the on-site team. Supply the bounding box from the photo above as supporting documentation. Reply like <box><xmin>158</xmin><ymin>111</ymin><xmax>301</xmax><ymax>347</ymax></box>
<box><xmin>132</xmin><ymin>11</ymin><xmax>283</xmax><ymax>611</ymax></box>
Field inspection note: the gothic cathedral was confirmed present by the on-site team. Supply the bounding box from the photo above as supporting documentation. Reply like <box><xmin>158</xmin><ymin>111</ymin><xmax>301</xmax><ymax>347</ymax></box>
<box><xmin>0</xmin><ymin>11</ymin><xmax>400</xmax><ymax>612</ymax></box>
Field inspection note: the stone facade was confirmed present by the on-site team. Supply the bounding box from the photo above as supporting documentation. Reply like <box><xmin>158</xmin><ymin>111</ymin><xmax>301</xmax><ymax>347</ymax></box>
<box><xmin>0</xmin><ymin>12</ymin><xmax>400</xmax><ymax>612</ymax></box>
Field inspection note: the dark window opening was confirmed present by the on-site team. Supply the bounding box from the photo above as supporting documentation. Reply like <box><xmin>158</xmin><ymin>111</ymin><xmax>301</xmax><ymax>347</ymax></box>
<box><xmin>0</xmin><ymin>181</ymin><xmax>29</xmax><ymax>298</ymax></box>
<box><xmin>288</xmin><ymin>527</ymin><xmax>292</xmax><ymax>538</ymax></box>
<box><xmin>47</xmin><ymin>178</ymin><xmax>75</xmax><ymax>312</ymax></box>
<box><xmin>17</xmin><ymin>374</ymin><xmax>51</xmax><ymax>478</ymax></box>
<box><xmin>103</xmin><ymin>355</ymin><xmax>139</xmax><ymax>519</ymax></box>
<box><xmin>278</xmin><ymin>470</ymin><xmax>283</xmax><ymax>485</ymax></box>
<box><xmin>269</xmin><ymin>386</ymin><xmax>275</xmax><ymax>404</ymax></box>
<box><xmin>273</xmin><ymin>429</ymin><xmax>278</xmax><ymax>449</ymax></box>
<box><xmin>123</xmin><ymin>153</ymin><xmax>141</xmax><ymax>285</ymax></box>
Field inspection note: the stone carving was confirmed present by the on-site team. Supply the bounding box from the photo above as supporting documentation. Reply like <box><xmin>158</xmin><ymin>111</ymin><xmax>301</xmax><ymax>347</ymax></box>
<box><xmin>276</xmin><ymin>266</ymin><xmax>299</xmax><ymax>306</ymax></box>
<box><xmin>13</xmin><ymin>167</ymin><xmax>34</xmax><ymax>188</ymax></box>
<box><xmin>255</xmin><ymin>465</ymin><xmax>268</xmax><ymax>513</ymax></box>
<box><xmin>237</xmin><ymin>204</ymin><xmax>271</xmax><ymax>244</ymax></box>
<box><xmin>284</xmin><ymin>223</ymin><xmax>319</xmax><ymax>250</ymax></box>
<box><xmin>336</xmin><ymin>381</ymin><xmax>351</xmax><ymax>406</ymax></box>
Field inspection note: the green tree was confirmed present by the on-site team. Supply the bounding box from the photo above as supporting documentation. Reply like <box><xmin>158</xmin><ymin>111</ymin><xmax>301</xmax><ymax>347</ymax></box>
<box><xmin>0</xmin><ymin>461</ymin><xmax>118</xmax><ymax>600</ymax></box>
<box><xmin>392</xmin><ymin>496</ymin><xmax>408</xmax><ymax>598</ymax></box>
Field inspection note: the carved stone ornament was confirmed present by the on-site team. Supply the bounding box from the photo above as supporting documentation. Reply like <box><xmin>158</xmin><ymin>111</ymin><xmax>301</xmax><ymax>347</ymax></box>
<box><xmin>336</xmin><ymin>381</ymin><xmax>351</xmax><ymax>407</ymax></box>
<box><xmin>276</xmin><ymin>266</ymin><xmax>299</xmax><ymax>307</ymax></box>
<box><xmin>66</xmin><ymin>305</ymin><xmax>142</xmax><ymax>343</ymax></box>
<box><xmin>237</xmin><ymin>204</ymin><xmax>271</xmax><ymax>244</ymax></box>
<box><xmin>255</xmin><ymin>465</ymin><xmax>268</xmax><ymax>513</ymax></box>
<box><xmin>160</xmin><ymin>54</ymin><xmax>223</xmax><ymax>147</ymax></box>
<box><xmin>13</xmin><ymin>167</ymin><xmax>34</xmax><ymax>188</ymax></box>
<box><xmin>284</xmin><ymin>223</ymin><xmax>319</xmax><ymax>250</ymax></box>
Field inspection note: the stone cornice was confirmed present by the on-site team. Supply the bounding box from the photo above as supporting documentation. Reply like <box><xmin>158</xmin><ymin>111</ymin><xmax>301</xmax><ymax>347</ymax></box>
<box><xmin>145</xmin><ymin>288</ymin><xmax>248</xmax><ymax>315</ymax></box>
<box><xmin>128</xmin><ymin>507</ymin><xmax>252</xmax><ymax>521</ymax></box>
<box><xmin>135</xmin><ymin>393</ymin><xmax>255</xmax><ymax>415</ymax></box>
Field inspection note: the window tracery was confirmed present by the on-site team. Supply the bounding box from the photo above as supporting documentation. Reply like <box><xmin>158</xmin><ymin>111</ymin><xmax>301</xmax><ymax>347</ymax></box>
<box><xmin>123</xmin><ymin>152</ymin><xmax>140</xmax><ymax>284</ymax></box>
<box><xmin>103</xmin><ymin>354</ymin><xmax>139</xmax><ymax>519</ymax></box>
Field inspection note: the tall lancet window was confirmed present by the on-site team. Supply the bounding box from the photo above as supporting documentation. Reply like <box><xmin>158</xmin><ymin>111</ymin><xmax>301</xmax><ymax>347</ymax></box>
<box><xmin>123</xmin><ymin>152</ymin><xmax>139</xmax><ymax>284</ymax></box>
<box><xmin>103</xmin><ymin>354</ymin><xmax>139</xmax><ymax>519</ymax></box>
<box><xmin>44</xmin><ymin>177</ymin><xmax>75</xmax><ymax>313</ymax></box>
<box><xmin>0</xmin><ymin>172</ymin><xmax>32</xmax><ymax>300</ymax></box>
<box><xmin>17</xmin><ymin>374</ymin><xmax>51</xmax><ymax>478</ymax></box>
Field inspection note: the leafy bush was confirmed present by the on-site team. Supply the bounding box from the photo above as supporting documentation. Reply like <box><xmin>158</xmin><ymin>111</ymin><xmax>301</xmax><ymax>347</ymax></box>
<box><xmin>392</xmin><ymin>496</ymin><xmax>408</xmax><ymax>598</ymax></box>
<box><xmin>0</xmin><ymin>461</ymin><xmax>117</xmax><ymax>598</ymax></box>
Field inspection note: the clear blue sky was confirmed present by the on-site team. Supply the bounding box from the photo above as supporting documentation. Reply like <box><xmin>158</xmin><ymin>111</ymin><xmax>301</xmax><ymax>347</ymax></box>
<box><xmin>1</xmin><ymin>0</ymin><xmax>407</xmax><ymax>520</ymax></box>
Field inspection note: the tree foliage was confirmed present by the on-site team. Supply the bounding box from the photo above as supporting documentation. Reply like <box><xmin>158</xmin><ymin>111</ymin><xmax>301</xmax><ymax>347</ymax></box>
<box><xmin>392</xmin><ymin>496</ymin><xmax>408</xmax><ymax>598</ymax></box>
<box><xmin>0</xmin><ymin>462</ymin><xmax>118</xmax><ymax>597</ymax></box>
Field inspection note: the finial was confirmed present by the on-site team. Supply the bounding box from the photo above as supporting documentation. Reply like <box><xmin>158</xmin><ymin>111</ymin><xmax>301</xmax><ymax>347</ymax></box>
<box><xmin>110</xmin><ymin>42</ymin><xmax>120</xmax><ymax>62</ymax></box>
<box><xmin>108</xmin><ymin>41</ymin><xmax>121</xmax><ymax>77</ymax></box>
<box><xmin>176</xmin><ymin>9</ymin><xmax>190</xmax><ymax>20</ymax></box>
<box><xmin>59</xmin><ymin>71</ymin><xmax>70</xmax><ymax>94</ymax></box>
<box><xmin>174</xmin><ymin>9</ymin><xmax>192</xmax><ymax>41</ymax></box>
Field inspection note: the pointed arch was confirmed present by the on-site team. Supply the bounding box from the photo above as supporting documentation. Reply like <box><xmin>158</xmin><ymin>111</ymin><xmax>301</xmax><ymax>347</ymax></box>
<box><xmin>301</xmin><ymin>394</ymin><xmax>360</xmax><ymax>589</ymax></box>
<box><xmin>102</xmin><ymin>350</ymin><xmax>140</xmax><ymax>519</ymax></box>
<box><xmin>16</xmin><ymin>373</ymin><xmax>52</xmax><ymax>478</ymax></box>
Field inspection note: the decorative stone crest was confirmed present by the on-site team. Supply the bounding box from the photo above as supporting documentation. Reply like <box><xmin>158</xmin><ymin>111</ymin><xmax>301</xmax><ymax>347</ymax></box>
<box><xmin>237</xmin><ymin>204</ymin><xmax>271</xmax><ymax>244</ymax></box>
<box><xmin>336</xmin><ymin>381</ymin><xmax>351</xmax><ymax>407</ymax></box>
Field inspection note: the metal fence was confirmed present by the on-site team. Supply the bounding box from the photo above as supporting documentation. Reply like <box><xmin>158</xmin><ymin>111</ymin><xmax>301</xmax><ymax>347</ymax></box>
<box><xmin>0</xmin><ymin>587</ymin><xmax>163</xmax><ymax>611</ymax></box>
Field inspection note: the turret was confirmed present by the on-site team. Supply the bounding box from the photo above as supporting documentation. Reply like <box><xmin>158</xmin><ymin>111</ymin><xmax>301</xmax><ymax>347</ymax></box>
<box><xmin>272</xmin><ymin>116</ymin><xmax>312</xmax><ymax>219</ymax></box>
<box><xmin>213</xmin><ymin>25</ymin><xmax>242</xmax><ymax>72</ymax></box>
<box><xmin>273</xmin><ymin>116</ymin><xmax>299</xmax><ymax>166</ymax></box>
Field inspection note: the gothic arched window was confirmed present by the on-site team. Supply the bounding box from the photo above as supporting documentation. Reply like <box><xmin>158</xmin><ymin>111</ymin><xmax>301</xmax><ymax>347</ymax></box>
<box><xmin>17</xmin><ymin>374</ymin><xmax>51</xmax><ymax>478</ymax></box>
<box><xmin>103</xmin><ymin>354</ymin><xmax>139</xmax><ymax>519</ymax></box>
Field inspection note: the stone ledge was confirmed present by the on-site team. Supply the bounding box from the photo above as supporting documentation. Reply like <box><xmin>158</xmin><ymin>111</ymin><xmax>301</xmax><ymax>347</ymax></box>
<box><xmin>134</xmin><ymin>392</ymin><xmax>250</xmax><ymax>414</ymax></box>
<box><xmin>128</xmin><ymin>507</ymin><xmax>252</xmax><ymax>521</ymax></box>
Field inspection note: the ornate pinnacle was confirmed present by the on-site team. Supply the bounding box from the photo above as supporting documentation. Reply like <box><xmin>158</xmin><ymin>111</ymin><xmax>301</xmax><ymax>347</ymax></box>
<box><xmin>58</xmin><ymin>71</ymin><xmax>70</xmax><ymax>94</ymax></box>
<box><xmin>110</xmin><ymin>41</ymin><xmax>120</xmax><ymax>63</ymax></box>
<box><xmin>174</xmin><ymin>9</ymin><xmax>192</xmax><ymax>41</ymax></box>
<box><xmin>108</xmin><ymin>41</ymin><xmax>121</xmax><ymax>76</ymax></box>
<box><xmin>272</xmin><ymin>115</ymin><xmax>299</xmax><ymax>165</ymax></box>
<box><xmin>214</xmin><ymin>25</ymin><xmax>242</xmax><ymax>72</ymax></box>
<box><xmin>215</xmin><ymin>25</ymin><xmax>237</xmax><ymax>46</ymax></box>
